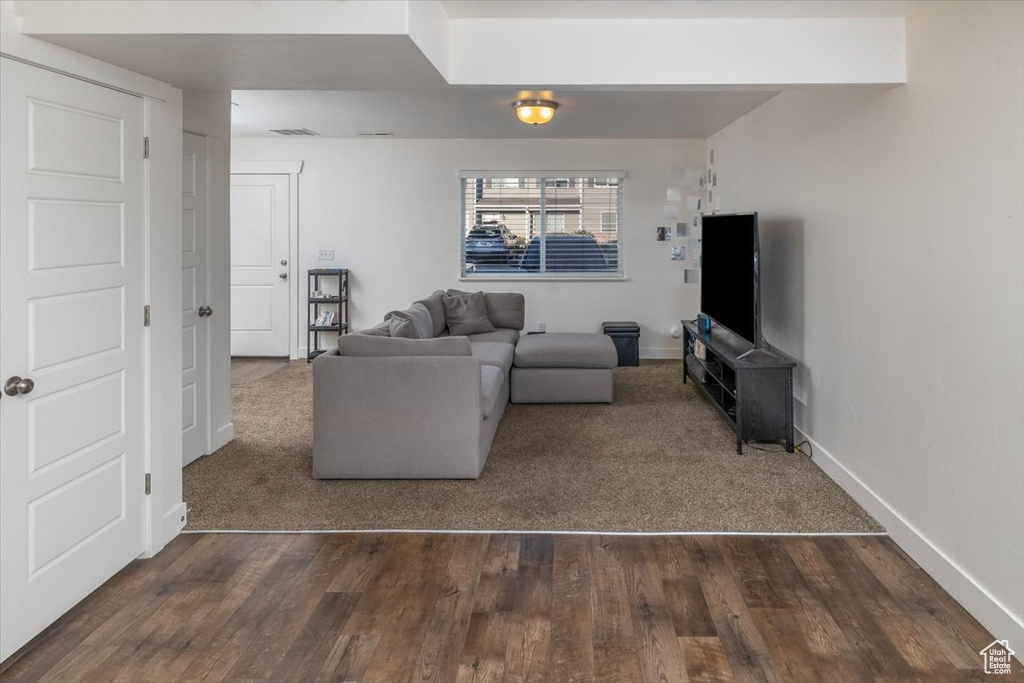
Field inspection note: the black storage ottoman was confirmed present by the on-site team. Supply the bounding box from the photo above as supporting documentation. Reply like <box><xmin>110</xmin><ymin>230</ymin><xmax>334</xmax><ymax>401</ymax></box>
<box><xmin>601</xmin><ymin>321</ymin><xmax>640</xmax><ymax>367</ymax></box>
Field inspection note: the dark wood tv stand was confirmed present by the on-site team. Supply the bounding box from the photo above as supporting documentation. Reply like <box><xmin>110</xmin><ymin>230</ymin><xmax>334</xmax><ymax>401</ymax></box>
<box><xmin>682</xmin><ymin>319</ymin><xmax>796</xmax><ymax>454</ymax></box>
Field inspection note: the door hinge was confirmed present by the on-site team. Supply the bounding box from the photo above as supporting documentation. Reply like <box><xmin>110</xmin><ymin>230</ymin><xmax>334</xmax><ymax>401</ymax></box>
<box><xmin>143</xmin><ymin>137</ymin><xmax>150</xmax><ymax>159</ymax></box>
<box><xmin>145</xmin><ymin>473</ymin><xmax>151</xmax><ymax>495</ymax></box>
<box><xmin>144</xmin><ymin>305</ymin><xmax>150</xmax><ymax>327</ymax></box>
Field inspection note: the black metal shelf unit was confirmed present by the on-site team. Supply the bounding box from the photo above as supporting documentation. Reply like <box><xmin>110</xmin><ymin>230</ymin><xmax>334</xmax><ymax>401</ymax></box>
<box><xmin>682</xmin><ymin>319</ymin><xmax>796</xmax><ymax>454</ymax></box>
<box><xmin>307</xmin><ymin>269</ymin><xmax>349</xmax><ymax>362</ymax></box>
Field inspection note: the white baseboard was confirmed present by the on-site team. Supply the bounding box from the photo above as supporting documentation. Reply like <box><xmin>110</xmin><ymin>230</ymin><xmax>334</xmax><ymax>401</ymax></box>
<box><xmin>211</xmin><ymin>422</ymin><xmax>234</xmax><ymax>452</ymax></box>
<box><xmin>295</xmin><ymin>346</ymin><xmax>307</xmax><ymax>361</ymax></box>
<box><xmin>798</xmin><ymin>426</ymin><xmax>1024</xmax><ymax>659</ymax></box>
<box><xmin>640</xmin><ymin>347</ymin><xmax>683</xmax><ymax>360</ymax></box>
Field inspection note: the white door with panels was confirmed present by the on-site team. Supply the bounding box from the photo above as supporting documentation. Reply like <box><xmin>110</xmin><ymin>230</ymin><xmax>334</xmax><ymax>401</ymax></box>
<box><xmin>0</xmin><ymin>58</ymin><xmax>146</xmax><ymax>660</ymax></box>
<box><xmin>182</xmin><ymin>132</ymin><xmax>209</xmax><ymax>466</ymax></box>
<box><xmin>229</xmin><ymin>174</ymin><xmax>290</xmax><ymax>357</ymax></box>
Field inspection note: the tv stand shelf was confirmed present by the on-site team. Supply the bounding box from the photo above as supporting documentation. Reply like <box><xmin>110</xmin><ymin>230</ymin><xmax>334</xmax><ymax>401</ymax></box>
<box><xmin>682</xmin><ymin>319</ymin><xmax>795</xmax><ymax>454</ymax></box>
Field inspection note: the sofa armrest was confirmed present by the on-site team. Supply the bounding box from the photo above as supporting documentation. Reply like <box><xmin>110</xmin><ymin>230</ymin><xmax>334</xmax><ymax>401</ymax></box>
<box><xmin>312</xmin><ymin>354</ymin><xmax>485</xmax><ymax>478</ymax></box>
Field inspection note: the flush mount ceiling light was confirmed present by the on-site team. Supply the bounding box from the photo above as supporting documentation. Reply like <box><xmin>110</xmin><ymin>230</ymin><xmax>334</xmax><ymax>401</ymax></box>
<box><xmin>512</xmin><ymin>99</ymin><xmax>559</xmax><ymax>126</ymax></box>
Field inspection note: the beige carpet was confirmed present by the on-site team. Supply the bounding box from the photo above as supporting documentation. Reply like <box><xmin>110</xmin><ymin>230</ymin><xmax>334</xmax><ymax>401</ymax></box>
<box><xmin>183</xmin><ymin>360</ymin><xmax>882</xmax><ymax>533</ymax></box>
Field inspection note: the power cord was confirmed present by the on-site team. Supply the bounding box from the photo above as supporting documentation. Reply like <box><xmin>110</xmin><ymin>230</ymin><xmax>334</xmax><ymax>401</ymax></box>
<box><xmin>744</xmin><ymin>439</ymin><xmax>813</xmax><ymax>458</ymax></box>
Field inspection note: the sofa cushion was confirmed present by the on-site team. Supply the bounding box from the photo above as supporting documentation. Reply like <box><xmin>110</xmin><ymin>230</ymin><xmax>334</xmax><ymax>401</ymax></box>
<box><xmin>388</xmin><ymin>316</ymin><xmax>417</xmax><ymax>339</ymax></box>
<box><xmin>387</xmin><ymin>302</ymin><xmax>433</xmax><ymax>339</ymax></box>
<box><xmin>353</xmin><ymin>320</ymin><xmax>391</xmax><ymax>337</ymax></box>
<box><xmin>413</xmin><ymin>289</ymin><xmax>448</xmax><ymax>337</ymax></box>
<box><xmin>483</xmin><ymin>292</ymin><xmax>525</xmax><ymax>330</ymax></box>
<box><xmin>466</xmin><ymin>328</ymin><xmax>520</xmax><ymax>345</ymax></box>
<box><xmin>480</xmin><ymin>364</ymin><xmax>505</xmax><ymax>419</ymax></box>
<box><xmin>514</xmin><ymin>332</ymin><xmax>618</xmax><ymax>369</ymax></box>
<box><xmin>443</xmin><ymin>291</ymin><xmax>496</xmax><ymax>336</ymax></box>
<box><xmin>338</xmin><ymin>334</ymin><xmax>472</xmax><ymax>357</ymax></box>
<box><xmin>447</xmin><ymin>289</ymin><xmax>526</xmax><ymax>330</ymax></box>
<box><xmin>470</xmin><ymin>341</ymin><xmax>514</xmax><ymax>375</ymax></box>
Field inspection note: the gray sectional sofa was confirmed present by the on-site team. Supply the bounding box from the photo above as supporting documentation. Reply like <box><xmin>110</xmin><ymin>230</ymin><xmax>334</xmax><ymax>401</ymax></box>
<box><xmin>312</xmin><ymin>289</ymin><xmax>617</xmax><ymax>479</ymax></box>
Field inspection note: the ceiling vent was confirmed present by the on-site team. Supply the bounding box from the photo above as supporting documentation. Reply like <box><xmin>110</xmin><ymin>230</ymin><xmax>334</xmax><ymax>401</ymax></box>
<box><xmin>356</xmin><ymin>131</ymin><xmax>394</xmax><ymax>137</ymax></box>
<box><xmin>267</xmin><ymin>128</ymin><xmax>319</xmax><ymax>136</ymax></box>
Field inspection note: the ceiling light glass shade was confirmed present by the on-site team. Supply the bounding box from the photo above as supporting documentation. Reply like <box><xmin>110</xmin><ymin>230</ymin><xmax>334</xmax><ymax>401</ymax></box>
<box><xmin>512</xmin><ymin>99</ymin><xmax>558</xmax><ymax>125</ymax></box>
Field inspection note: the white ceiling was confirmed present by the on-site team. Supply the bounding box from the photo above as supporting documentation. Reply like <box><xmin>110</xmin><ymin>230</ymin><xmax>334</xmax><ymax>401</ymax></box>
<box><xmin>231</xmin><ymin>88</ymin><xmax>778</xmax><ymax>139</ymax></box>
<box><xmin>23</xmin><ymin>1</ymin><xmax>903</xmax><ymax>140</ymax></box>
<box><xmin>27</xmin><ymin>34</ymin><xmax>448</xmax><ymax>90</ymax></box>
<box><xmin>439</xmin><ymin>0</ymin><xmax>909</xmax><ymax>19</ymax></box>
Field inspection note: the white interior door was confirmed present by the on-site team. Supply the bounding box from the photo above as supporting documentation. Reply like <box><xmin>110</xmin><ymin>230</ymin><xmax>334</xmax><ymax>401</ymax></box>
<box><xmin>182</xmin><ymin>132</ymin><xmax>209</xmax><ymax>466</ymax></box>
<box><xmin>229</xmin><ymin>174</ymin><xmax>290</xmax><ymax>357</ymax></box>
<box><xmin>0</xmin><ymin>58</ymin><xmax>146</xmax><ymax>660</ymax></box>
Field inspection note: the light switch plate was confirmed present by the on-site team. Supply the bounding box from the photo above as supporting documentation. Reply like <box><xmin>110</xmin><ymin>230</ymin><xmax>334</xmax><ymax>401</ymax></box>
<box><xmin>317</xmin><ymin>249</ymin><xmax>334</xmax><ymax>260</ymax></box>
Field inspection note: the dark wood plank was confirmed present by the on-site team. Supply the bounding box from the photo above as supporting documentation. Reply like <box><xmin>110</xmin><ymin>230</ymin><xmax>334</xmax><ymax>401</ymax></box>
<box><xmin>503</xmin><ymin>535</ymin><xmax>554</xmax><ymax>683</ymax></box>
<box><xmin>757</xmin><ymin>538</ymin><xmax>872</xmax><ymax>682</ymax></box>
<box><xmin>684</xmin><ymin>538</ymin><xmax>784</xmax><ymax>683</ymax></box>
<box><xmin>326</xmin><ymin>532</ymin><xmax>392</xmax><ymax>594</ymax></box>
<box><xmin>588</xmin><ymin>538</ymin><xmax>644</xmax><ymax>683</ymax></box>
<box><xmin>269</xmin><ymin>592</ymin><xmax>361</xmax><ymax>682</ymax></box>
<box><xmin>315</xmin><ymin>634</ymin><xmax>379</xmax><ymax>683</ymax></box>
<box><xmin>223</xmin><ymin>536</ymin><xmax>355</xmax><ymax>680</ymax></box>
<box><xmin>0</xmin><ymin>533</ymin><xmax>202</xmax><ymax>683</ymax></box>
<box><xmin>473</xmin><ymin>533</ymin><xmax>522</xmax><ymax>613</ymax></box>
<box><xmin>411</xmin><ymin>534</ymin><xmax>489</xmax><ymax>682</ymax></box>
<box><xmin>1</xmin><ymin>533</ymin><xmax>1015</xmax><ymax>683</ymax></box>
<box><xmin>358</xmin><ymin>534</ymin><xmax>457</xmax><ymax>682</ymax></box>
<box><xmin>654</xmin><ymin>537</ymin><xmax>718</xmax><ymax>638</ymax></box>
<box><xmin>176</xmin><ymin>534</ymin><xmax>325</xmax><ymax>682</ymax></box>
<box><xmin>846</xmin><ymin>535</ymin><xmax>993</xmax><ymax>669</ymax></box>
<box><xmin>615</xmin><ymin>537</ymin><xmax>690</xmax><ymax>682</ymax></box>
<box><xmin>680</xmin><ymin>637</ymin><xmax>734</xmax><ymax>683</ymax></box>
<box><xmin>550</xmin><ymin>535</ymin><xmax>595</xmax><ymax>683</ymax></box>
<box><xmin>456</xmin><ymin>612</ymin><xmax>511</xmax><ymax>683</ymax></box>
<box><xmin>747</xmin><ymin>607</ymin><xmax>821</xmax><ymax>682</ymax></box>
<box><xmin>718</xmin><ymin>537</ymin><xmax>785</xmax><ymax>609</ymax></box>
<box><xmin>784</xmin><ymin>537</ymin><xmax>918</xmax><ymax>681</ymax></box>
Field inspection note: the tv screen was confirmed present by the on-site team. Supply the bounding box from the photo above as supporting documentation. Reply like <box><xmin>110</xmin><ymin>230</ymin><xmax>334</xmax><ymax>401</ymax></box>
<box><xmin>700</xmin><ymin>212</ymin><xmax>760</xmax><ymax>345</ymax></box>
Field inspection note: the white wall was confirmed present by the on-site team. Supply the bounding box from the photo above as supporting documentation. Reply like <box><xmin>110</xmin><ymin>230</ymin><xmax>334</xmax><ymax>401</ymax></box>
<box><xmin>182</xmin><ymin>90</ymin><xmax>233</xmax><ymax>452</ymax></box>
<box><xmin>1</xmin><ymin>0</ymin><xmax>185</xmax><ymax>553</ymax></box>
<box><xmin>709</xmin><ymin>0</ymin><xmax>1023</xmax><ymax>653</ymax></box>
<box><xmin>232</xmin><ymin>138</ymin><xmax>706</xmax><ymax>357</ymax></box>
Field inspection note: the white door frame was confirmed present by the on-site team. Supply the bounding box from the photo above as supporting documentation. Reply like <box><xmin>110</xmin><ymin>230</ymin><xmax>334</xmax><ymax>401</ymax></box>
<box><xmin>230</xmin><ymin>160</ymin><xmax>303</xmax><ymax>359</ymax></box>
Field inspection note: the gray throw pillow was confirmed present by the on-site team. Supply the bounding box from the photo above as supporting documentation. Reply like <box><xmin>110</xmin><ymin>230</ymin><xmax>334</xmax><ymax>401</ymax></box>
<box><xmin>353</xmin><ymin>320</ymin><xmax>391</xmax><ymax>337</ymax></box>
<box><xmin>443</xmin><ymin>291</ymin><xmax>496</xmax><ymax>336</ymax></box>
<box><xmin>446</xmin><ymin>289</ymin><xmax>525</xmax><ymax>330</ymax></box>
<box><xmin>386</xmin><ymin>302</ymin><xmax>432</xmax><ymax>339</ymax></box>
<box><xmin>482</xmin><ymin>292</ymin><xmax>525</xmax><ymax>330</ymax></box>
<box><xmin>413</xmin><ymin>290</ymin><xmax>447</xmax><ymax>337</ymax></box>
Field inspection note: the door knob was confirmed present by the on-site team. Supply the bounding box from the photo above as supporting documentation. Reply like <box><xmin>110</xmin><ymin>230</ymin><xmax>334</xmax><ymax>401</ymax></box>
<box><xmin>279</xmin><ymin>272</ymin><xmax>288</xmax><ymax>280</ymax></box>
<box><xmin>4</xmin><ymin>376</ymin><xmax>34</xmax><ymax>397</ymax></box>
<box><xmin>198</xmin><ymin>305</ymin><xmax>213</xmax><ymax>318</ymax></box>
<box><xmin>280</xmin><ymin>259</ymin><xmax>288</xmax><ymax>266</ymax></box>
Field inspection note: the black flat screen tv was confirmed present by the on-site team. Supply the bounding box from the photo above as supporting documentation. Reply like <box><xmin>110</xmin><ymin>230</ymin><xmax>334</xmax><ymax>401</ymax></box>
<box><xmin>700</xmin><ymin>212</ymin><xmax>761</xmax><ymax>346</ymax></box>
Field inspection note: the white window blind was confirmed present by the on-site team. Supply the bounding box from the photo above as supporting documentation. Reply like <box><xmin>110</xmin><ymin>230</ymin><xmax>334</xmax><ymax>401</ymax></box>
<box><xmin>460</xmin><ymin>173</ymin><xmax>624</xmax><ymax>278</ymax></box>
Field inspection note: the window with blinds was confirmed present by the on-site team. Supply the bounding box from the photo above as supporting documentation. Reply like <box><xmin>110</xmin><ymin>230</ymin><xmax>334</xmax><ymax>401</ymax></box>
<box><xmin>460</xmin><ymin>173</ymin><xmax>624</xmax><ymax>278</ymax></box>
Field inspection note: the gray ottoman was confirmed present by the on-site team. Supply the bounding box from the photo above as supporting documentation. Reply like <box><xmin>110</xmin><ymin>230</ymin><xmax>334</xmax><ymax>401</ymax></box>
<box><xmin>511</xmin><ymin>332</ymin><xmax>618</xmax><ymax>403</ymax></box>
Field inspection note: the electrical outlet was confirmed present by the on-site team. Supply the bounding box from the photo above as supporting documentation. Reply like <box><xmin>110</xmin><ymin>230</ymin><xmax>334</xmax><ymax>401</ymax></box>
<box><xmin>317</xmin><ymin>249</ymin><xmax>334</xmax><ymax>261</ymax></box>
<box><xmin>537</xmin><ymin>321</ymin><xmax>546</xmax><ymax>332</ymax></box>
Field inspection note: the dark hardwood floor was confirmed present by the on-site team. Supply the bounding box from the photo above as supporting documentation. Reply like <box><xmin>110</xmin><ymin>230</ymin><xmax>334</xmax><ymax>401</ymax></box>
<box><xmin>1</xmin><ymin>533</ymin><xmax>1015</xmax><ymax>682</ymax></box>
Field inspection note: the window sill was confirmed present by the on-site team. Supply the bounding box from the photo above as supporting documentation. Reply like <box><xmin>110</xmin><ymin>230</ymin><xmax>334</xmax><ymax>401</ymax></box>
<box><xmin>459</xmin><ymin>275</ymin><xmax>627</xmax><ymax>283</ymax></box>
